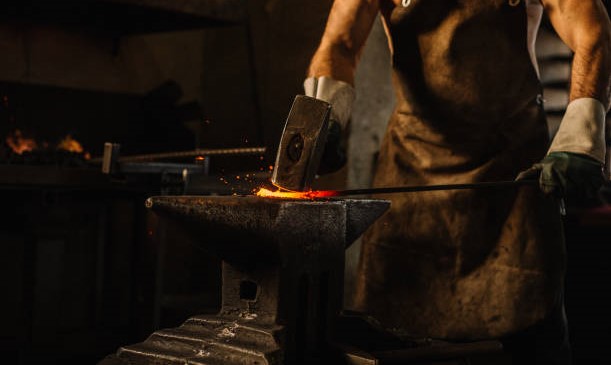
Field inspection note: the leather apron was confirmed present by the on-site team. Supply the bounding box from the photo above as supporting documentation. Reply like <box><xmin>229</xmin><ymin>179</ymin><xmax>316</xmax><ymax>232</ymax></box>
<box><xmin>354</xmin><ymin>0</ymin><xmax>566</xmax><ymax>340</ymax></box>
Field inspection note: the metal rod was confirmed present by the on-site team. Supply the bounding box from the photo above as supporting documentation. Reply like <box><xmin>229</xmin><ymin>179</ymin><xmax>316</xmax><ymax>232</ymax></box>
<box><xmin>331</xmin><ymin>179</ymin><xmax>537</xmax><ymax>196</ymax></box>
<box><xmin>90</xmin><ymin>146</ymin><xmax>266</xmax><ymax>164</ymax></box>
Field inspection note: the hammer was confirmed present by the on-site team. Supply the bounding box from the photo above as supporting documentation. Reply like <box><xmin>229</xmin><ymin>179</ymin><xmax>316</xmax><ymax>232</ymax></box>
<box><xmin>271</xmin><ymin>95</ymin><xmax>332</xmax><ymax>192</ymax></box>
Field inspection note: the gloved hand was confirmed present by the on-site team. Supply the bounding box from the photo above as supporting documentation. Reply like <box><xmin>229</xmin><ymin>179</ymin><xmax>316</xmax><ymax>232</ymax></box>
<box><xmin>319</xmin><ymin>120</ymin><xmax>347</xmax><ymax>174</ymax></box>
<box><xmin>517</xmin><ymin>98</ymin><xmax>607</xmax><ymax>200</ymax></box>
<box><xmin>304</xmin><ymin>76</ymin><xmax>354</xmax><ymax>174</ymax></box>
<box><xmin>516</xmin><ymin>151</ymin><xmax>604</xmax><ymax>199</ymax></box>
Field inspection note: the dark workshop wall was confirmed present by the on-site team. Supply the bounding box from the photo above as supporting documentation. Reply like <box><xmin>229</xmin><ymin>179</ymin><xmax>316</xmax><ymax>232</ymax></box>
<box><xmin>0</xmin><ymin>24</ymin><xmax>208</xmax><ymax>155</ymax></box>
<box><xmin>198</xmin><ymin>0</ymin><xmax>334</xmax><ymax>150</ymax></box>
<box><xmin>0</xmin><ymin>23</ymin><xmax>204</xmax><ymax>100</ymax></box>
<box><xmin>0</xmin><ymin>1</ymin><xmax>337</xmax><ymax>155</ymax></box>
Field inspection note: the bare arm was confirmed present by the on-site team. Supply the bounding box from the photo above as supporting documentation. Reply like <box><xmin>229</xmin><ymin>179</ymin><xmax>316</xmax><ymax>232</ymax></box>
<box><xmin>542</xmin><ymin>0</ymin><xmax>611</xmax><ymax>109</ymax></box>
<box><xmin>308</xmin><ymin>0</ymin><xmax>381</xmax><ymax>85</ymax></box>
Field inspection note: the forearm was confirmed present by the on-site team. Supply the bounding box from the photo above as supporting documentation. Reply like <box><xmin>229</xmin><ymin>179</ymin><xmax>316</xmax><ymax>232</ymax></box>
<box><xmin>570</xmin><ymin>25</ymin><xmax>611</xmax><ymax>109</ymax></box>
<box><xmin>307</xmin><ymin>0</ymin><xmax>380</xmax><ymax>85</ymax></box>
<box><xmin>308</xmin><ymin>43</ymin><xmax>358</xmax><ymax>85</ymax></box>
<box><xmin>543</xmin><ymin>0</ymin><xmax>611</xmax><ymax>109</ymax></box>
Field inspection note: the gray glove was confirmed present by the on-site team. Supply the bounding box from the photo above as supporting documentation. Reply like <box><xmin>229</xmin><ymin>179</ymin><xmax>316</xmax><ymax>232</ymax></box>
<box><xmin>517</xmin><ymin>98</ymin><xmax>607</xmax><ymax>201</ymax></box>
<box><xmin>517</xmin><ymin>151</ymin><xmax>604</xmax><ymax>199</ymax></box>
<box><xmin>318</xmin><ymin>120</ymin><xmax>347</xmax><ymax>174</ymax></box>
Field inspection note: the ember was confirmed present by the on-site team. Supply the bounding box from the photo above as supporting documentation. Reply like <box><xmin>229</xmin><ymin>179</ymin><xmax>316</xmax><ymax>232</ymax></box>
<box><xmin>6</xmin><ymin>129</ymin><xmax>37</xmax><ymax>155</ymax></box>
<box><xmin>255</xmin><ymin>187</ymin><xmax>338</xmax><ymax>199</ymax></box>
<box><xmin>5</xmin><ymin>130</ymin><xmax>90</xmax><ymax>156</ymax></box>
<box><xmin>3</xmin><ymin>130</ymin><xmax>91</xmax><ymax>165</ymax></box>
<box><xmin>57</xmin><ymin>134</ymin><xmax>84</xmax><ymax>153</ymax></box>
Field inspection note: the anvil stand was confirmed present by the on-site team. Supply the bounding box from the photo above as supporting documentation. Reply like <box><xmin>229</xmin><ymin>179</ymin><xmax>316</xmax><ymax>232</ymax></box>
<box><xmin>100</xmin><ymin>196</ymin><xmax>390</xmax><ymax>365</ymax></box>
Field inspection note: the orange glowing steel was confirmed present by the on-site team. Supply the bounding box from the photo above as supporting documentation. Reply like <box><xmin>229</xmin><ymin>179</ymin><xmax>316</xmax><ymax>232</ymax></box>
<box><xmin>255</xmin><ymin>188</ymin><xmax>338</xmax><ymax>199</ymax></box>
<box><xmin>6</xmin><ymin>130</ymin><xmax>37</xmax><ymax>155</ymax></box>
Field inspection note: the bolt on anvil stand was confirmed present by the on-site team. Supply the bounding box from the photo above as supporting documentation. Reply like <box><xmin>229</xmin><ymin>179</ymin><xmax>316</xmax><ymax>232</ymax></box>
<box><xmin>99</xmin><ymin>195</ymin><xmax>390</xmax><ymax>365</ymax></box>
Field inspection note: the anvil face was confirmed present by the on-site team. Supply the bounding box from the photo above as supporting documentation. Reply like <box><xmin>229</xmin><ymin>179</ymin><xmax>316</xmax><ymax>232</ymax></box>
<box><xmin>145</xmin><ymin>195</ymin><xmax>390</xmax><ymax>266</ymax></box>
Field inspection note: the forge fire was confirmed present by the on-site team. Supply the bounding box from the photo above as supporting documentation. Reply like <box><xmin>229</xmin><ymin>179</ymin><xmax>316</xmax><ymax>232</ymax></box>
<box><xmin>5</xmin><ymin>130</ymin><xmax>89</xmax><ymax>157</ymax></box>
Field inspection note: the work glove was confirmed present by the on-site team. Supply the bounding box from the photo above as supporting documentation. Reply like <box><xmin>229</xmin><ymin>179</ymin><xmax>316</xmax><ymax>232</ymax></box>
<box><xmin>319</xmin><ymin>119</ymin><xmax>347</xmax><ymax>174</ymax></box>
<box><xmin>517</xmin><ymin>98</ymin><xmax>607</xmax><ymax>201</ymax></box>
<box><xmin>516</xmin><ymin>152</ymin><xmax>604</xmax><ymax>200</ymax></box>
<box><xmin>304</xmin><ymin>76</ymin><xmax>355</xmax><ymax>174</ymax></box>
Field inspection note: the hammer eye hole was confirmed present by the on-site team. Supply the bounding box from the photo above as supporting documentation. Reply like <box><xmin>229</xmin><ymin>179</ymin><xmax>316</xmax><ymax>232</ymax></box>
<box><xmin>287</xmin><ymin>134</ymin><xmax>304</xmax><ymax>162</ymax></box>
<box><xmin>240</xmin><ymin>280</ymin><xmax>258</xmax><ymax>301</ymax></box>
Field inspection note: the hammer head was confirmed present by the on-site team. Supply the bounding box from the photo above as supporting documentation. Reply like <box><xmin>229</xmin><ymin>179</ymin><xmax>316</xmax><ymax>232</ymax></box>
<box><xmin>271</xmin><ymin>95</ymin><xmax>331</xmax><ymax>192</ymax></box>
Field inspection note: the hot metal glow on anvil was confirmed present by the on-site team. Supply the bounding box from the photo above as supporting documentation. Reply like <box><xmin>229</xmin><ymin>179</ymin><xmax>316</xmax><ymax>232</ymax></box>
<box><xmin>99</xmin><ymin>195</ymin><xmax>389</xmax><ymax>365</ymax></box>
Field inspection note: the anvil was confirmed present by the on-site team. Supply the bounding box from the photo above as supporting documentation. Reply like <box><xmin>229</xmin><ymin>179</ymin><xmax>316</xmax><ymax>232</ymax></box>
<box><xmin>100</xmin><ymin>195</ymin><xmax>390</xmax><ymax>365</ymax></box>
